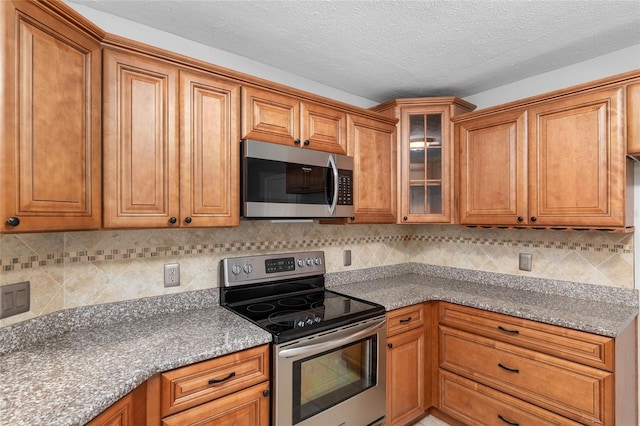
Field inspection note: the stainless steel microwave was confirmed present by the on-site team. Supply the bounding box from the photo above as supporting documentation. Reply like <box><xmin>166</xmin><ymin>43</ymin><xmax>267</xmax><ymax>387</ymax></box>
<box><xmin>242</xmin><ymin>139</ymin><xmax>354</xmax><ymax>219</ymax></box>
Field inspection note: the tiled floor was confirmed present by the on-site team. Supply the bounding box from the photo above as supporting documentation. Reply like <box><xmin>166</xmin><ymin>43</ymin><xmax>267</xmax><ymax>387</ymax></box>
<box><xmin>414</xmin><ymin>415</ymin><xmax>450</xmax><ymax>426</ymax></box>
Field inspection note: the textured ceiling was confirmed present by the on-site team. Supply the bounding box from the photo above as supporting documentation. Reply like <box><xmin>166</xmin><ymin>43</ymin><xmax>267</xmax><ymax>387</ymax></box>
<box><xmin>69</xmin><ymin>0</ymin><xmax>640</xmax><ymax>103</ymax></box>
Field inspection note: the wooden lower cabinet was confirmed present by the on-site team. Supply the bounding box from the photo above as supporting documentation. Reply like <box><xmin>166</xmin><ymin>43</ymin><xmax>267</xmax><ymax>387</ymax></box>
<box><xmin>386</xmin><ymin>304</ymin><xmax>427</xmax><ymax>426</ymax></box>
<box><xmin>161</xmin><ymin>382</ymin><xmax>270</xmax><ymax>426</ymax></box>
<box><xmin>434</xmin><ymin>302</ymin><xmax>638</xmax><ymax>426</ymax></box>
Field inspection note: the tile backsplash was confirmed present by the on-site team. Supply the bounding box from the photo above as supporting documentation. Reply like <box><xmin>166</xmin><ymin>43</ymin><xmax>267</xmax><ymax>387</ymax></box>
<box><xmin>0</xmin><ymin>221</ymin><xmax>634</xmax><ymax>327</ymax></box>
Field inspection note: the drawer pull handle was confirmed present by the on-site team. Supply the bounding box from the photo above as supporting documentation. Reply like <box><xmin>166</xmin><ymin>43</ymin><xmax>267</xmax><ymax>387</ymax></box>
<box><xmin>498</xmin><ymin>326</ymin><xmax>519</xmax><ymax>335</ymax></box>
<box><xmin>399</xmin><ymin>317</ymin><xmax>412</xmax><ymax>324</ymax></box>
<box><xmin>208</xmin><ymin>371</ymin><xmax>236</xmax><ymax>384</ymax></box>
<box><xmin>498</xmin><ymin>414</ymin><xmax>519</xmax><ymax>426</ymax></box>
<box><xmin>498</xmin><ymin>363</ymin><xmax>519</xmax><ymax>373</ymax></box>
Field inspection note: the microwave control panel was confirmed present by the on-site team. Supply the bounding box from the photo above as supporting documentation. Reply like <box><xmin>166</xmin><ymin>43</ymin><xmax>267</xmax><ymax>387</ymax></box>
<box><xmin>337</xmin><ymin>170</ymin><xmax>353</xmax><ymax>205</ymax></box>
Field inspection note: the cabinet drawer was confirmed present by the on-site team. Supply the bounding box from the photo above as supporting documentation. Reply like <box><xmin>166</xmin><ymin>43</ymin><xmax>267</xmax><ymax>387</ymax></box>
<box><xmin>439</xmin><ymin>302</ymin><xmax>613</xmax><ymax>370</ymax></box>
<box><xmin>439</xmin><ymin>369</ymin><xmax>582</xmax><ymax>426</ymax></box>
<box><xmin>161</xmin><ymin>344</ymin><xmax>269</xmax><ymax>417</ymax></box>
<box><xmin>387</xmin><ymin>304</ymin><xmax>424</xmax><ymax>336</ymax></box>
<box><xmin>440</xmin><ymin>326</ymin><xmax>612</xmax><ymax>425</ymax></box>
<box><xmin>162</xmin><ymin>381</ymin><xmax>270</xmax><ymax>426</ymax></box>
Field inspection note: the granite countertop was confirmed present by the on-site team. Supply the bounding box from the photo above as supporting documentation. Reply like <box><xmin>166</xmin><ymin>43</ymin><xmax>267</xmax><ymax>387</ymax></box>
<box><xmin>0</xmin><ymin>300</ymin><xmax>272</xmax><ymax>426</ymax></box>
<box><xmin>1</xmin><ymin>264</ymin><xmax>638</xmax><ymax>425</ymax></box>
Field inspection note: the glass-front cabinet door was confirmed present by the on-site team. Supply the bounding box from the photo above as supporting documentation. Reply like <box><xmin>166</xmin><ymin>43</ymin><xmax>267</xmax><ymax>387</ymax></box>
<box><xmin>401</xmin><ymin>106</ymin><xmax>451</xmax><ymax>222</ymax></box>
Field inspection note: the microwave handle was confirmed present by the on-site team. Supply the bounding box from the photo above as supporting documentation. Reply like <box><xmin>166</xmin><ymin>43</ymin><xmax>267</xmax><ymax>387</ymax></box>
<box><xmin>327</xmin><ymin>154</ymin><xmax>339</xmax><ymax>215</ymax></box>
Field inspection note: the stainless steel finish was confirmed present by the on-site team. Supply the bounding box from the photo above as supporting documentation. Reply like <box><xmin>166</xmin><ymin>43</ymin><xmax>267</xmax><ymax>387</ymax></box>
<box><xmin>242</xmin><ymin>139</ymin><xmax>354</xmax><ymax>219</ymax></box>
<box><xmin>221</xmin><ymin>251</ymin><xmax>325</xmax><ymax>287</ymax></box>
<box><xmin>274</xmin><ymin>315</ymin><xmax>387</xmax><ymax>426</ymax></box>
<box><xmin>327</xmin><ymin>153</ymin><xmax>339</xmax><ymax>215</ymax></box>
<box><xmin>278</xmin><ymin>317</ymin><xmax>386</xmax><ymax>358</ymax></box>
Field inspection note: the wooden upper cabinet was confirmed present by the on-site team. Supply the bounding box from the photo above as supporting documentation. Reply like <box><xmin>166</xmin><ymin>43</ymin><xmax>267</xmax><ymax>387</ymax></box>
<box><xmin>374</xmin><ymin>97</ymin><xmax>475</xmax><ymax>224</ymax></box>
<box><xmin>1</xmin><ymin>0</ymin><xmax>103</xmax><ymax>232</ymax></box>
<box><xmin>458</xmin><ymin>110</ymin><xmax>527</xmax><ymax>226</ymax></box>
<box><xmin>241</xmin><ymin>86</ymin><xmax>347</xmax><ymax>154</ymax></box>
<box><xmin>457</xmin><ymin>85</ymin><xmax>632</xmax><ymax>228</ymax></box>
<box><xmin>103</xmin><ymin>48</ymin><xmax>240</xmax><ymax>228</ymax></box>
<box><xmin>627</xmin><ymin>81</ymin><xmax>640</xmax><ymax>159</ymax></box>
<box><xmin>348</xmin><ymin>114</ymin><xmax>397</xmax><ymax>223</ymax></box>
<box><xmin>179</xmin><ymin>70</ymin><xmax>240</xmax><ymax>227</ymax></box>
<box><xmin>528</xmin><ymin>88</ymin><xmax>628</xmax><ymax>227</ymax></box>
<box><xmin>103</xmin><ymin>48</ymin><xmax>180</xmax><ymax>228</ymax></box>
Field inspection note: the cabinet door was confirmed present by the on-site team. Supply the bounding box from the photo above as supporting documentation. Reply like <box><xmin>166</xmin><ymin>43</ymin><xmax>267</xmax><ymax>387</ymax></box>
<box><xmin>301</xmin><ymin>101</ymin><xmax>347</xmax><ymax>154</ymax></box>
<box><xmin>457</xmin><ymin>110</ymin><xmax>527</xmax><ymax>225</ymax></box>
<box><xmin>162</xmin><ymin>382</ymin><xmax>270</xmax><ymax>426</ymax></box>
<box><xmin>180</xmin><ymin>70</ymin><xmax>240</xmax><ymax>227</ymax></box>
<box><xmin>528</xmin><ymin>88</ymin><xmax>626</xmax><ymax>227</ymax></box>
<box><xmin>348</xmin><ymin>115</ymin><xmax>397</xmax><ymax>223</ymax></box>
<box><xmin>241</xmin><ymin>86</ymin><xmax>299</xmax><ymax>146</ymax></box>
<box><xmin>628</xmin><ymin>82</ymin><xmax>640</xmax><ymax>157</ymax></box>
<box><xmin>400</xmin><ymin>106</ymin><xmax>452</xmax><ymax>223</ymax></box>
<box><xmin>103</xmin><ymin>49</ymin><xmax>179</xmax><ymax>228</ymax></box>
<box><xmin>387</xmin><ymin>327</ymin><xmax>425</xmax><ymax>426</ymax></box>
<box><xmin>1</xmin><ymin>1</ymin><xmax>102</xmax><ymax>232</ymax></box>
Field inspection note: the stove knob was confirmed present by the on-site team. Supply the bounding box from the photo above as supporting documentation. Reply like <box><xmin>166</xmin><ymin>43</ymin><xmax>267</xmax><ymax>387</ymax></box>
<box><xmin>306</xmin><ymin>318</ymin><xmax>314</xmax><ymax>325</ymax></box>
<box><xmin>242</xmin><ymin>263</ymin><xmax>253</xmax><ymax>274</ymax></box>
<box><xmin>306</xmin><ymin>258</ymin><xmax>313</xmax><ymax>266</ymax></box>
<box><xmin>314</xmin><ymin>317</ymin><xmax>321</xmax><ymax>323</ymax></box>
<box><xmin>297</xmin><ymin>320</ymin><xmax>305</xmax><ymax>328</ymax></box>
<box><xmin>231</xmin><ymin>264</ymin><xmax>242</xmax><ymax>275</ymax></box>
<box><xmin>314</xmin><ymin>257</ymin><xmax>322</xmax><ymax>265</ymax></box>
<box><xmin>297</xmin><ymin>259</ymin><xmax>305</xmax><ymax>267</ymax></box>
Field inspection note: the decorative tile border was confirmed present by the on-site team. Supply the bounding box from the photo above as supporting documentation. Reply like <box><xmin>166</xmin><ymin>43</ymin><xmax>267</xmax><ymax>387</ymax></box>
<box><xmin>0</xmin><ymin>233</ymin><xmax>632</xmax><ymax>272</ymax></box>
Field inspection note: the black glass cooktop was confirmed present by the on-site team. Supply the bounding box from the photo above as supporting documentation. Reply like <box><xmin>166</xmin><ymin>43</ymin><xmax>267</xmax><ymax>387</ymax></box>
<box><xmin>221</xmin><ymin>280</ymin><xmax>384</xmax><ymax>344</ymax></box>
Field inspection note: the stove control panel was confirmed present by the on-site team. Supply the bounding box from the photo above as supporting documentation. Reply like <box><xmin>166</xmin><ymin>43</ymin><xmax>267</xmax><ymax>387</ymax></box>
<box><xmin>222</xmin><ymin>251</ymin><xmax>326</xmax><ymax>287</ymax></box>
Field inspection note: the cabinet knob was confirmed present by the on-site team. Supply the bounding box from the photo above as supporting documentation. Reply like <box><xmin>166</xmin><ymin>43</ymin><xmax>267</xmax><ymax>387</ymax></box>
<box><xmin>516</xmin><ymin>216</ymin><xmax>523</xmax><ymax>222</ymax></box>
<box><xmin>184</xmin><ymin>217</ymin><xmax>192</xmax><ymax>224</ymax></box>
<box><xmin>403</xmin><ymin>216</ymin><xmax>408</xmax><ymax>221</ymax></box>
<box><xmin>350</xmin><ymin>216</ymin><xmax>355</xmax><ymax>221</ymax></box>
<box><xmin>169</xmin><ymin>217</ymin><xmax>177</xmax><ymax>224</ymax></box>
<box><xmin>387</xmin><ymin>343</ymin><xmax>393</xmax><ymax>348</ymax></box>
<box><xmin>294</xmin><ymin>139</ymin><xmax>301</xmax><ymax>145</ymax></box>
<box><xmin>262</xmin><ymin>389</ymin><xmax>270</xmax><ymax>397</ymax></box>
<box><xmin>303</xmin><ymin>139</ymin><xmax>310</xmax><ymax>146</ymax></box>
<box><xmin>530</xmin><ymin>216</ymin><xmax>537</xmax><ymax>222</ymax></box>
<box><xmin>6</xmin><ymin>217</ymin><xmax>20</xmax><ymax>227</ymax></box>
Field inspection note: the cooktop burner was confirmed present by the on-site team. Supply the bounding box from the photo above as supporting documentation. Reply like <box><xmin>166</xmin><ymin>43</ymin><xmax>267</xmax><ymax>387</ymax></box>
<box><xmin>219</xmin><ymin>251</ymin><xmax>385</xmax><ymax>343</ymax></box>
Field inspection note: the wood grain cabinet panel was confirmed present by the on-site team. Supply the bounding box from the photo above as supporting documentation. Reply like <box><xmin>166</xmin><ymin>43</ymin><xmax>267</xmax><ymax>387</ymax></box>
<box><xmin>457</xmin><ymin>110</ymin><xmax>527</xmax><ymax>226</ymax></box>
<box><xmin>86</xmin><ymin>383</ymin><xmax>147</xmax><ymax>426</ymax></box>
<box><xmin>103</xmin><ymin>48</ymin><xmax>179</xmax><ymax>228</ymax></box>
<box><xmin>387</xmin><ymin>324</ymin><xmax>425</xmax><ymax>426</ymax></box>
<box><xmin>1</xmin><ymin>0</ymin><xmax>102</xmax><ymax>232</ymax></box>
<box><xmin>628</xmin><ymin>81</ymin><xmax>640</xmax><ymax>158</ymax></box>
<box><xmin>347</xmin><ymin>114</ymin><xmax>397</xmax><ymax>223</ymax></box>
<box><xmin>160</xmin><ymin>344</ymin><xmax>269</xmax><ymax>417</ymax></box>
<box><xmin>373</xmin><ymin>97</ymin><xmax>475</xmax><ymax>224</ymax></box>
<box><xmin>162</xmin><ymin>382</ymin><xmax>270</xmax><ymax>426</ymax></box>
<box><xmin>528</xmin><ymin>88</ymin><xmax>627</xmax><ymax>227</ymax></box>
<box><xmin>242</xmin><ymin>86</ymin><xmax>346</xmax><ymax>154</ymax></box>
<box><xmin>179</xmin><ymin>70</ymin><xmax>240</xmax><ymax>227</ymax></box>
<box><xmin>103</xmin><ymin>49</ymin><xmax>240</xmax><ymax>228</ymax></box>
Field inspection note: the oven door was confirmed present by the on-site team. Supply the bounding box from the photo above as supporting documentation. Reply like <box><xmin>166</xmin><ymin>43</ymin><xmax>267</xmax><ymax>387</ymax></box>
<box><xmin>273</xmin><ymin>316</ymin><xmax>386</xmax><ymax>426</ymax></box>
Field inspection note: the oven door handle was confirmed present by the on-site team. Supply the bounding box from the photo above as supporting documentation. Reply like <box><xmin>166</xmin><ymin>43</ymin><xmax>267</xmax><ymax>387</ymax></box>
<box><xmin>278</xmin><ymin>318</ymin><xmax>386</xmax><ymax>359</ymax></box>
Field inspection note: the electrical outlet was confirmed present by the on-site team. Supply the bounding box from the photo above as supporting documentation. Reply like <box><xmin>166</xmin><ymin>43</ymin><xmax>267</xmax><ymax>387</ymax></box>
<box><xmin>343</xmin><ymin>250</ymin><xmax>352</xmax><ymax>266</ymax></box>
<box><xmin>1</xmin><ymin>281</ymin><xmax>30</xmax><ymax>319</ymax></box>
<box><xmin>519</xmin><ymin>253</ymin><xmax>532</xmax><ymax>271</ymax></box>
<box><xmin>164</xmin><ymin>263</ymin><xmax>180</xmax><ymax>287</ymax></box>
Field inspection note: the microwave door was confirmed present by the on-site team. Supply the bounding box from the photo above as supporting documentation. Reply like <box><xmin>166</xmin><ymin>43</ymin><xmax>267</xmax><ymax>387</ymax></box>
<box><xmin>326</xmin><ymin>154</ymin><xmax>338</xmax><ymax>215</ymax></box>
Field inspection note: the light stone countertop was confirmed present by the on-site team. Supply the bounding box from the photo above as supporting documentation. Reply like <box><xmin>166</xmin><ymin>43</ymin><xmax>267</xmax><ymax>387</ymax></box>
<box><xmin>1</xmin><ymin>263</ymin><xmax>637</xmax><ymax>425</ymax></box>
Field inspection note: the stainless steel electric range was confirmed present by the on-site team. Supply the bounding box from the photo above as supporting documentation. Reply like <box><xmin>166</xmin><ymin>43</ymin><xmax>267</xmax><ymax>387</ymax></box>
<box><xmin>220</xmin><ymin>251</ymin><xmax>386</xmax><ymax>426</ymax></box>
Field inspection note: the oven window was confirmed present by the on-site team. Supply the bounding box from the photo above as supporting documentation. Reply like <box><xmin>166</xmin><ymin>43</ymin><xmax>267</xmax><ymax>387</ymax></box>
<box><xmin>292</xmin><ymin>336</ymin><xmax>377</xmax><ymax>424</ymax></box>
